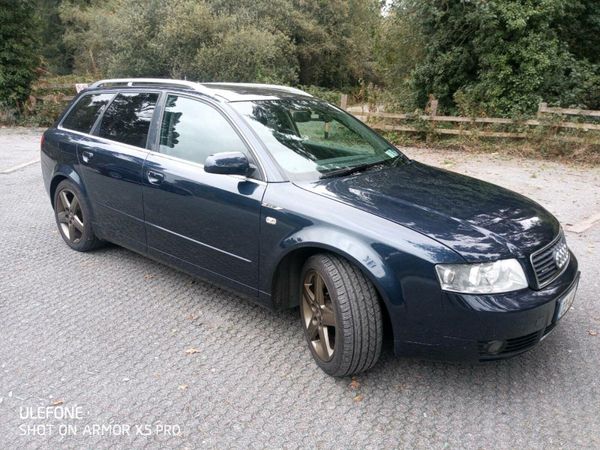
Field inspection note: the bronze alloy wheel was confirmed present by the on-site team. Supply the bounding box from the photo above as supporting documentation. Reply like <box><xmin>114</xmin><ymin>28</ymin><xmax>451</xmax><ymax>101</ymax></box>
<box><xmin>56</xmin><ymin>188</ymin><xmax>85</xmax><ymax>244</ymax></box>
<box><xmin>301</xmin><ymin>269</ymin><xmax>337</xmax><ymax>362</ymax></box>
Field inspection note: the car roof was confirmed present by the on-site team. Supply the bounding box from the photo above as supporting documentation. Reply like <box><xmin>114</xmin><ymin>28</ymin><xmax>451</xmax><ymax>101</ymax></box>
<box><xmin>86</xmin><ymin>78</ymin><xmax>312</xmax><ymax>102</ymax></box>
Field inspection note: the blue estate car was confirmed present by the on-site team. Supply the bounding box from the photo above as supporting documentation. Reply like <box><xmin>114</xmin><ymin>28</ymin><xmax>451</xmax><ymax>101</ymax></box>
<box><xmin>41</xmin><ymin>79</ymin><xmax>580</xmax><ymax>376</ymax></box>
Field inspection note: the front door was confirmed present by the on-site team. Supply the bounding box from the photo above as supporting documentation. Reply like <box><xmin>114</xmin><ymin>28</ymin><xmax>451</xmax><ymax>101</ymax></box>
<box><xmin>142</xmin><ymin>95</ymin><xmax>266</xmax><ymax>296</ymax></box>
<box><xmin>77</xmin><ymin>91</ymin><xmax>160</xmax><ymax>253</ymax></box>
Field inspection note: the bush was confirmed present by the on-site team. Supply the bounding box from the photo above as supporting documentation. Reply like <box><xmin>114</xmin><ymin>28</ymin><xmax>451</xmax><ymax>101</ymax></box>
<box><xmin>298</xmin><ymin>86</ymin><xmax>343</xmax><ymax>105</ymax></box>
<box><xmin>193</xmin><ymin>28</ymin><xmax>298</xmax><ymax>84</ymax></box>
<box><xmin>0</xmin><ymin>0</ymin><xmax>39</xmax><ymax>110</ymax></box>
<box><xmin>382</xmin><ymin>0</ymin><xmax>600</xmax><ymax>117</ymax></box>
<box><xmin>59</xmin><ymin>0</ymin><xmax>381</xmax><ymax>88</ymax></box>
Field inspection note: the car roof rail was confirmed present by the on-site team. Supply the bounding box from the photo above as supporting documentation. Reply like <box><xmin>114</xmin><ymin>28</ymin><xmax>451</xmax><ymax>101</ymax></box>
<box><xmin>201</xmin><ymin>82</ymin><xmax>312</xmax><ymax>97</ymax></box>
<box><xmin>88</xmin><ymin>78</ymin><xmax>215</xmax><ymax>96</ymax></box>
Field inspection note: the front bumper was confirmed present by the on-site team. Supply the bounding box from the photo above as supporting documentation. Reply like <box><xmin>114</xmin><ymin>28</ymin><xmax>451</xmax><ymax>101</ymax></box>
<box><xmin>395</xmin><ymin>252</ymin><xmax>580</xmax><ymax>361</ymax></box>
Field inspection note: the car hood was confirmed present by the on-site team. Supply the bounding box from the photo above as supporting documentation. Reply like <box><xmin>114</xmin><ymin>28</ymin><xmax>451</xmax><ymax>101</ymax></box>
<box><xmin>295</xmin><ymin>161</ymin><xmax>560</xmax><ymax>262</ymax></box>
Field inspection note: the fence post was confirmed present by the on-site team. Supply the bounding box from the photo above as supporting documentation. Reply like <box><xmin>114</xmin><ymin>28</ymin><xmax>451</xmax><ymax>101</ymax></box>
<box><xmin>537</xmin><ymin>102</ymin><xmax>547</xmax><ymax>117</ymax></box>
<box><xmin>340</xmin><ymin>94</ymin><xmax>348</xmax><ymax>110</ymax></box>
<box><xmin>428</xmin><ymin>98</ymin><xmax>438</xmax><ymax>118</ymax></box>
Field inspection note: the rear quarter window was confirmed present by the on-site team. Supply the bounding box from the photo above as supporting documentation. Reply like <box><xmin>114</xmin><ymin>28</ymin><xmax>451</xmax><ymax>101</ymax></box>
<box><xmin>98</xmin><ymin>92</ymin><xmax>159</xmax><ymax>148</ymax></box>
<box><xmin>61</xmin><ymin>93</ymin><xmax>114</xmax><ymax>133</ymax></box>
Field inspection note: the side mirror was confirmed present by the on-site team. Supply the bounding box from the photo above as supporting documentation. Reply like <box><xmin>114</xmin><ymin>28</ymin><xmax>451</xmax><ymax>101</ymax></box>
<box><xmin>204</xmin><ymin>152</ymin><xmax>251</xmax><ymax>176</ymax></box>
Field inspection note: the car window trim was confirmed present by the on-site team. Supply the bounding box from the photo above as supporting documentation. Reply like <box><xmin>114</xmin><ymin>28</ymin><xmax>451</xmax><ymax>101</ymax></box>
<box><xmin>151</xmin><ymin>91</ymin><xmax>266</xmax><ymax>182</ymax></box>
<box><xmin>55</xmin><ymin>126</ymin><xmax>152</xmax><ymax>156</ymax></box>
<box><xmin>91</xmin><ymin>89</ymin><xmax>163</xmax><ymax>150</ymax></box>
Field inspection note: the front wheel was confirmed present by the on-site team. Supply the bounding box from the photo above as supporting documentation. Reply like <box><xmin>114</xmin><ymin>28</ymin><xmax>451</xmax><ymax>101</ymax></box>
<box><xmin>300</xmin><ymin>254</ymin><xmax>383</xmax><ymax>377</ymax></box>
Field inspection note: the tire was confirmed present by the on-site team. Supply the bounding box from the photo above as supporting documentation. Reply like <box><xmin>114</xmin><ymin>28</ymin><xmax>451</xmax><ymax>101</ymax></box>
<box><xmin>53</xmin><ymin>179</ymin><xmax>103</xmax><ymax>252</ymax></box>
<box><xmin>300</xmin><ymin>253</ymin><xmax>383</xmax><ymax>377</ymax></box>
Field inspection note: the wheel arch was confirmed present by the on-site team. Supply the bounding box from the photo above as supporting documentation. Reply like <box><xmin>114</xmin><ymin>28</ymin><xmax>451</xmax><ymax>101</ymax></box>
<box><xmin>49</xmin><ymin>167</ymin><xmax>86</xmax><ymax>209</ymax></box>
<box><xmin>269</xmin><ymin>242</ymin><xmax>395</xmax><ymax>341</ymax></box>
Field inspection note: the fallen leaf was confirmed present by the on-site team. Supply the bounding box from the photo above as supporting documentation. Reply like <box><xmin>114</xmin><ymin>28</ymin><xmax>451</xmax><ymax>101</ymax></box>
<box><xmin>588</xmin><ymin>330</ymin><xmax>598</xmax><ymax>337</ymax></box>
<box><xmin>178</xmin><ymin>384</ymin><xmax>188</xmax><ymax>390</ymax></box>
<box><xmin>51</xmin><ymin>399</ymin><xmax>64</xmax><ymax>406</ymax></box>
<box><xmin>348</xmin><ymin>378</ymin><xmax>360</xmax><ymax>390</ymax></box>
<box><xmin>353</xmin><ymin>394</ymin><xmax>364</xmax><ymax>403</ymax></box>
<box><xmin>185</xmin><ymin>347</ymin><xmax>200</xmax><ymax>355</ymax></box>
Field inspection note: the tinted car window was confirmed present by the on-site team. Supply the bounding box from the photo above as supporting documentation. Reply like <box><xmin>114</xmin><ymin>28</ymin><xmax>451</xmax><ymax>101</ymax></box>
<box><xmin>98</xmin><ymin>92</ymin><xmax>159</xmax><ymax>148</ymax></box>
<box><xmin>159</xmin><ymin>95</ymin><xmax>247</xmax><ymax>165</ymax></box>
<box><xmin>61</xmin><ymin>93</ymin><xmax>113</xmax><ymax>133</ymax></box>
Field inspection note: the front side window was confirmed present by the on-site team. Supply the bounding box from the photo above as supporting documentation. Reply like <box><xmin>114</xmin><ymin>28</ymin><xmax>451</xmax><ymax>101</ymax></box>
<box><xmin>98</xmin><ymin>92</ymin><xmax>159</xmax><ymax>148</ymax></box>
<box><xmin>62</xmin><ymin>93</ymin><xmax>113</xmax><ymax>133</ymax></box>
<box><xmin>159</xmin><ymin>95</ymin><xmax>248</xmax><ymax>165</ymax></box>
<box><xmin>231</xmin><ymin>99</ymin><xmax>405</xmax><ymax>180</ymax></box>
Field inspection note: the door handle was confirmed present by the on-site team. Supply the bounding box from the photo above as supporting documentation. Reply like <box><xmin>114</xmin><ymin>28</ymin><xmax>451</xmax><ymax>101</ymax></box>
<box><xmin>147</xmin><ymin>170</ymin><xmax>164</xmax><ymax>185</ymax></box>
<box><xmin>81</xmin><ymin>150</ymin><xmax>94</xmax><ymax>163</ymax></box>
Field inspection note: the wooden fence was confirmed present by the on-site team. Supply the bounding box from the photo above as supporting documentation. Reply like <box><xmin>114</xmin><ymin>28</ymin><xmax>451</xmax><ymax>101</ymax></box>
<box><xmin>341</xmin><ymin>94</ymin><xmax>600</xmax><ymax>142</ymax></box>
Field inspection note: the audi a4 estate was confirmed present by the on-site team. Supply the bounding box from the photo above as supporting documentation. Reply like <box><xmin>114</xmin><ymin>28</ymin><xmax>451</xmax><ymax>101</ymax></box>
<box><xmin>41</xmin><ymin>78</ymin><xmax>580</xmax><ymax>376</ymax></box>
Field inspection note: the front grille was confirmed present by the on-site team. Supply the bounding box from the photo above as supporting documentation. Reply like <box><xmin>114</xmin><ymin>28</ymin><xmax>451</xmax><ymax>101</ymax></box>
<box><xmin>530</xmin><ymin>233</ymin><xmax>569</xmax><ymax>288</ymax></box>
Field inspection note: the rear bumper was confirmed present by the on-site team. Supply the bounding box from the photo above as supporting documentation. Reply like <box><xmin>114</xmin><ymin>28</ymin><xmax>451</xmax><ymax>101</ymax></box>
<box><xmin>395</xmin><ymin>252</ymin><xmax>580</xmax><ymax>361</ymax></box>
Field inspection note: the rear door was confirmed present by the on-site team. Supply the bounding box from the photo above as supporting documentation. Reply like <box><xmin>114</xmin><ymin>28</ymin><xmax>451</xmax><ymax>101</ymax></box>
<box><xmin>142</xmin><ymin>94</ymin><xmax>266</xmax><ymax>296</ymax></box>
<box><xmin>77</xmin><ymin>91</ymin><xmax>160</xmax><ymax>253</ymax></box>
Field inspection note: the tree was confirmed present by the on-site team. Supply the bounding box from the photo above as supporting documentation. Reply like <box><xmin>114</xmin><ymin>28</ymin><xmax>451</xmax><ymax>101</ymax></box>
<box><xmin>211</xmin><ymin>0</ymin><xmax>382</xmax><ymax>87</ymax></box>
<box><xmin>375</xmin><ymin>3</ymin><xmax>425</xmax><ymax>107</ymax></box>
<box><xmin>0</xmin><ymin>0</ymin><xmax>39</xmax><ymax>109</ymax></box>
<box><xmin>385</xmin><ymin>0</ymin><xmax>600</xmax><ymax>116</ymax></box>
<box><xmin>59</xmin><ymin>0</ymin><xmax>381</xmax><ymax>88</ymax></box>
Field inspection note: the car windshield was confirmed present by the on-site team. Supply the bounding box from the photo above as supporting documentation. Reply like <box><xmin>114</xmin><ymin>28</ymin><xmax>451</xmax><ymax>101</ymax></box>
<box><xmin>231</xmin><ymin>98</ymin><xmax>406</xmax><ymax>180</ymax></box>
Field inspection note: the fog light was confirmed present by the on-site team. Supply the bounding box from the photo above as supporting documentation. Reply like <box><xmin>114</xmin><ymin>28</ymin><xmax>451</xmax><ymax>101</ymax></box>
<box><xmin>486</xmin><ymin>340</ymin><xmax>504</xmax><ymax>354</ymax></box>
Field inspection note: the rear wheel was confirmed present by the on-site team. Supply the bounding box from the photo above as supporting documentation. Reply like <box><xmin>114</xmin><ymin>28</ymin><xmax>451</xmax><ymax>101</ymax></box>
<box><xmin>300</xmin><ymin>254</ymin><xmax>383</xmax><ymax>376</ymax></box>
<box><xmin>53</xmin><ymin>180</ymin><xmax>102</xmax><ymax>252</ymax></box>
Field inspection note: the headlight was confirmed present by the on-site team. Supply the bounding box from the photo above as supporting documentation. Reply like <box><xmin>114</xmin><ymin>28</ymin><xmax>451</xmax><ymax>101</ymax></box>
<box><xmin>435</xmin><ymin>259</ymin><xmax>528</xmax><ymax>294</ymax></box>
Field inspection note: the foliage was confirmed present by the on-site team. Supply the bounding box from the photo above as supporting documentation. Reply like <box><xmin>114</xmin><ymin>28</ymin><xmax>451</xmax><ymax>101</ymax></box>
<box><xmin>20</xmin><ymin>74</ymin><xmax>96</xmax><ymax>126</ymax></box>
<box><xmin>382</xmin><ymin>0</ymin><xmax>600</xmax><ymax>117</ymax></box>
<box><xmin>183</xmin><ymin>0</ymin><xmax>382</xmax><ymax>87</ymax></box>
<box><xmin>193</xmin><ymin>28</ymin><xmax>298</xmax><ymax>84</ymax></box>
<box><xmin>5</xmin><ymin>0</ymin><xmax>600</xmax><ymax>136</ymax></box>
<box><xmin>299</xmin><ymin>86</ymin><xmax>343</xmax><ymax>105</ymax></box>
<box><xmin>57</xmin><ymin>0</ymin><xmax>381</xmax><ymax>88</ymax></box>
<box><xmin>0</xmin><ymin>0</ymin><xmax>40</xmax><ymax>109</ymax></box>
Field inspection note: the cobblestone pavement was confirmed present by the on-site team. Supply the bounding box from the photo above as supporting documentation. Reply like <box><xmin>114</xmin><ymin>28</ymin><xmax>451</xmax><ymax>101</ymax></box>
<box><xmin>1</xmin><ymin>129</ymin><xmax>599</xmax><ymax>449</ymax></box>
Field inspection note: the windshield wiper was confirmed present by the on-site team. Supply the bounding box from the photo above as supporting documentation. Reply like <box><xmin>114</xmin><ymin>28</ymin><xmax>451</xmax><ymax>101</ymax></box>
<box><xmin>320</xmin><ymin>161</ymin><xmax>386</xmax><ymax>179</ymax></box>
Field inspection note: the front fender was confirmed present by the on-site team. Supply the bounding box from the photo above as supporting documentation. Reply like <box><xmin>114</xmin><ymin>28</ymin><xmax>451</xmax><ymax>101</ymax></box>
<box><xmin>270</xmin><ymin>226</ymin><xmax>397</xmax><ymax>304</ymax></box>
<box><xmin>259</xmin><ymin>183</ymin><xmax>464</xmax><ymax>340</ymax></box>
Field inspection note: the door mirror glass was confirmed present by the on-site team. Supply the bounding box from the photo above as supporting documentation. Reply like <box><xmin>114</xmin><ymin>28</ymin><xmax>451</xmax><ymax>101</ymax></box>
<box><xmin>204</xmin><ymin>152</ymin><xmax>250</xmax><ymax>176</ymax></box>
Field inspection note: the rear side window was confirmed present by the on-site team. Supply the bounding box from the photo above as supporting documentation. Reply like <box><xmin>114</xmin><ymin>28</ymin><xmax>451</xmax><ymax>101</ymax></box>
<box><xmin>98</xmin><ymin>92</ymin><xmax>159</xmax><ymax>148</ymax></box>
<box><xmin>159</xmin><ymin>95</ymin><xmax>247</xmax><ymax>164</ymax></box>
<box><xmin>61</xmin><ymin>93</ymin><xmax>113</xmax><ymax>133</ymax></box>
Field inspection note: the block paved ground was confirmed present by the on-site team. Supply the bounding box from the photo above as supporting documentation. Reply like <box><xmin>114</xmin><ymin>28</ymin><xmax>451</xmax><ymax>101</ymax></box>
<box><xmin>0</xmin><ymin>128</ymin><xmax>599</xmax><ymax>449</ymax></box>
